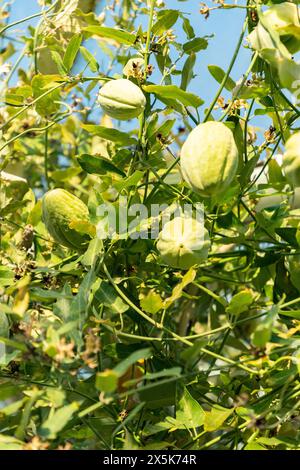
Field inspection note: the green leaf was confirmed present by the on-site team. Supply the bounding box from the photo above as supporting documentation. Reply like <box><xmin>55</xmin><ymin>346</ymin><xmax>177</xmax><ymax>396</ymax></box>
<box><xmin>114</xmin><ymin>348</ymin><xmax>152</xmax><ymax>377</ymax></box>
<box><xmin>113</xmin><ymin>170</ymin><xmax>144</xmax><ymax>191</ymax></box>
<box><xmin>84</xmin><ymin>26</ymin><xmax>136</xmax><ymax>45</ymax></box>
<box><xmin>251</xmin><ymin>305</ymin><xmax>278</xmax><ymax>348</ymax></box>
<box><xmin>40</xmin><ymin>403</ymin><xmax>78</xmax><ymax>439</ymax></box>
<box><xmin>275</xmin><ymin>227</ymin><xmax>298</xmax><ymax>247</ymax></box>
<box><xmin>63</xmin><ymin>34</ymin><xmax>82</xmax><ymax>72</ymax></box>
<box><xmin>279</xmin><ymin>310</ymin><xmax>300</xmax><ymax>319</ymax></box>
<box><xmin>140</xmin><ymin>290</ymin><xmax>164</xmax><ymax>314</ymax></box>
<box><xmin>0</xmin><ymin>266</ymin><xmax>15</xmax><ymax>288</ymax></box>
<box><xmin>152</xmin><ymin>10</ymin><xmax>179</xmax><ymax>36</ymax></box>
<box><xmin>5</xmin><ymin>93</ymin><xmax>24</xmax><ymax>106</ymax></box>
<box><xmin>94</xmin><ymin>279</ymin><xmax>129</xmax><ymax>314</ymax></box>
<box><xmin>81</xmin><ymin>124</ymin><xmax>137</xmax><ymax>146</ymax></box>
<box><xmin>175</xmin><ymin>386</ymin><xmax>205</xmax><ymax>429</ymax></box>
<box><xmin>180</xmin><ymin>52</ymin><xmax>196</xmax><ymax>91</ymax></box>
<box><xmin>164</xmin><ymin>268</ymin><xmax>196</xmax><ymax>308</ymax></box>
<box><xmin>143</xmin><ymin>84</ymin><xmax>203</xmax><ymax>108</ymax></box>
<box><xmin>81</xmin><ymin>238</ymin><xmax>104</xmax><ymax>267</ymax></box>
<box><xmin>226</xmin><ymin>289</ymin><xmax>255</xmax><ymax>316</ymax></box>
<box><xmin>96</xmin><ymin>348</ymin><xmax>152</xmax><ymax>393</ymax></box>
<box><xmin>0</xmin><ymin>435</ymin><xmax>23</xmax><ymax>451</ymax></box>
<box><xmin>183</xmin><ymin>37</ymin><xmax>208</xmax><ymax>54</ymax></box>
<box><xmin>79</xmin><ymin>46</ymin><xmax>99</xmax><ymax>72</ymax></box>
<box><xmin>78</xmin><ymin>153</ymin><xmax>126</xmax><ymax>177</ymax></box>
<box><xmin>31</xmin><ymin>75</ymin><xmax>61</xmax><ymax>117</ymax></box>
<box><xmin>50</xmin><ymin>51</ymin><xmax>68</xmax><ymax>75</ymax></box>
<box><xmin>244</xmin><ymin>442</ymin><xmax>267</xmax><ymax>450</ymax></box>
<box><xmin>204</xmin><ymin>406</ymin><xmax>234</xmax><ymax>432</ymax></box>
<box><xmin>138</xmin><ymin>379</ymin><xmax>177</xmax><ymax>409</ymax></box>
<box><xmin>182</xmin><ymin>16</ymin><xmax>195</xmax><ymax>39</ymax></box>
<box><xmin>96</xmin><ymin>369</ymin><xmax>119</xmax><ymax>393</ymax></box>
<box><xmin>208</xmin><ymin>64</ymin><xmax>236</xmax><ymax>91</ymax></box>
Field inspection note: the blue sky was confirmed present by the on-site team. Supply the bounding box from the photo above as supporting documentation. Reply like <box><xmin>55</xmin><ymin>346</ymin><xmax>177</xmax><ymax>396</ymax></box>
<box><xmin>5</xmin><ymin>0</ymin><xmax>251</xmax><ymax>113</ymax></box>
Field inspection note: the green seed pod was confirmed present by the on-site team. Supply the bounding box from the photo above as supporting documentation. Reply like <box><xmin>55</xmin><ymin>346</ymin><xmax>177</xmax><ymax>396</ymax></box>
<box><xmin>247</xmin><ymin>19</ymin><xmax>290</xmax><ymax>67</ymax></box>
<box><xmin>97</xmin><ymin>79</ymin><xmax>146</xmax><ymax>120</ymax></box>
<box><xmin>157</xmin><ymin>216</ymin><xmax>210</xmax><ymax>270</ymax></box>
<box><xmin>263</xmin><ymin>3</ymin><xmax>300</xmax><ymax>54</ymax></box>
<box><xmin>282</xmin><ymin>132</ymin><xmax>300</xmax><ymax>187</ymax></box>
<box><xmin>180</xmin><ymin>121</ymin><xmax>239</xmax><ymax>197</ymax></box>
<box><xmin>42</xmin><ymin>189</ymin><xmax>90</xmax><ymax>250</ymax></box>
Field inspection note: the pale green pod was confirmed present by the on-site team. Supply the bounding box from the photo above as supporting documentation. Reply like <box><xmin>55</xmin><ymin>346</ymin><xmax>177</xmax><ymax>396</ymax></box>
<box><xmin>180</xmin><ymin>121</ymin><xmax>239</xmax><ymax>197</ymax></box>
<box><xmin>97</xmin><ymin>79</ymin><xmax>146</xmax><ymax>120</ymax></box>
<box><xmin>157</xmin><ymin>216</ymin><xmax>210</xmax><ymax>270</ymax></box>
<box><xmin>42</xmin><ymin>189</ymin><xmax>90</xmax><ymax>250</ymax></box>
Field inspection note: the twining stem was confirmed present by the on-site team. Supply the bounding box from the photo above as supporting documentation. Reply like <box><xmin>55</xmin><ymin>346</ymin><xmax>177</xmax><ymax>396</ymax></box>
<box><xmin>281</xmin><ymin>296</ymin><xmax>300</xmax><ymax>309</ymax></box>
<box><xmin>143</xmin><ymin>0</ymin><xmax>156</xmax><ymax>82</ymax></box>
<box><xmin>44</xmin><ymin>125</ymin><xmax>50</xmax><ymax>190</ymax></box>
<box><xmin>0</xmin><ymin>113</ymin><xmax>70</xmax><ymax>172</ymax></box>
<box><xmin>103</xmin><ymin>263</ymin><xmax>260</xmax><ymax>374</ymax></box>
<box><xmin>220</xmin><ymin>51</ymin><xmax>259</xmax><ymax>120</ymax></box>
<box><xmin>192</xmin><ymin>281</ymin><xmax>227</xmax><ymax>306</ymax></box>
<box><xmin>0</xmin><ymin>45</ymin><xmax>27</xmax><ymax>93</ymax></box>
<box><xmin>269</xmin><ymin>66</ymin><xmax>285</xmax><ymax>143</ymax></box>
<box><xmin>0</xmin><ymin>81</ymin><xmax>67</xmax><ymax>132</ymax></box>
<box><xmin>243</xmin><ymin>98</ymin><xmax>254</xmax><ymax>163</ymax></box>
<box><xmin>137</xmin><ymin>0</ymin><xmax>156</xmax><ymax>201</ymax></box>
<box><xmin>103</xmin><ymin>263</ymin><xmax>162</xmax><ymax>330</ymax></box>
<box><xmin>203</xmin><ymin>15</ymin><xmax>248</xmax><ymax>122</ymax></box>
<box><xmin>0</xmin><ymin>0</ymin><xmax>59</xmax><ymax>36</ymax></box>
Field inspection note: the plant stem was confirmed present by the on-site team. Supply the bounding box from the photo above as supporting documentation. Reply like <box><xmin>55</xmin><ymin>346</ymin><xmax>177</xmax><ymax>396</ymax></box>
<box><xmin>203</xmin><ymin>15</ymin><xmax>248</xmax><ymax>122</ymax></box>
<box><xmin>0</xmin><ymin>81</ymin><xmax>67</xmax><ymax>132</ymax></box>
<box><xmin>0</xmin><ymin>1</ymin><xmax>58</xmax><ymax>36</ymax></box>
<box><xmin>220</xmin><ymin>51</ymin><xmax>259</xmax><ymax>121</ymax></box>
<box><xmin>44</xmin><ymin>125</ymin><xmax>50</xmax><ymax>190</ymax></box>
<box><xmin>143</xmin><ymin>0</ymin><xmax>156</xmax><ymax>81</ymax></box>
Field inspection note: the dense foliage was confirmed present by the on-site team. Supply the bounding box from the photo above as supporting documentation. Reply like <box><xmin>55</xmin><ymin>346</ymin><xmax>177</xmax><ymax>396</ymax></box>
<box><xmin>1</xmin><ymin>0</ymin><xmax>300</xmax><ymax>451</ymax></box>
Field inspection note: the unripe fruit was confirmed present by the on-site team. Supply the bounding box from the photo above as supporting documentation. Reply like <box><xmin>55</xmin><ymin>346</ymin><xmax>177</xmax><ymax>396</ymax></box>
<box><xmin>97</xmin><ymin>79</ymin><xmax>146</xmax><ymax>120</ymax></box>
<box><xmin>263</xmin><ymin>3</ymin><xmax>300</xmax><ymax>54</ymax></box>
<box><xmin>282</xmin><ymin>132</ymin><xmax>300</xmax><ymax>187</ymax></box>
<box><xmin>42</xmin><ymin>189</ymin><xmax>90</xmax><ymax>250</ymax></box>
<box><xmin>180</xmin><ymin>121</ymin><xmax>239</xmax><ymax>197</ymax></box>
<box><xmin>157</xmin><ymin>216</ymin><xmax>210</xmax><ymax>270</ymax></box>
<box><xmin>247</xmin><ymin>21</ymin><xmax>290</xmax><ymax>67</ymax></box>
